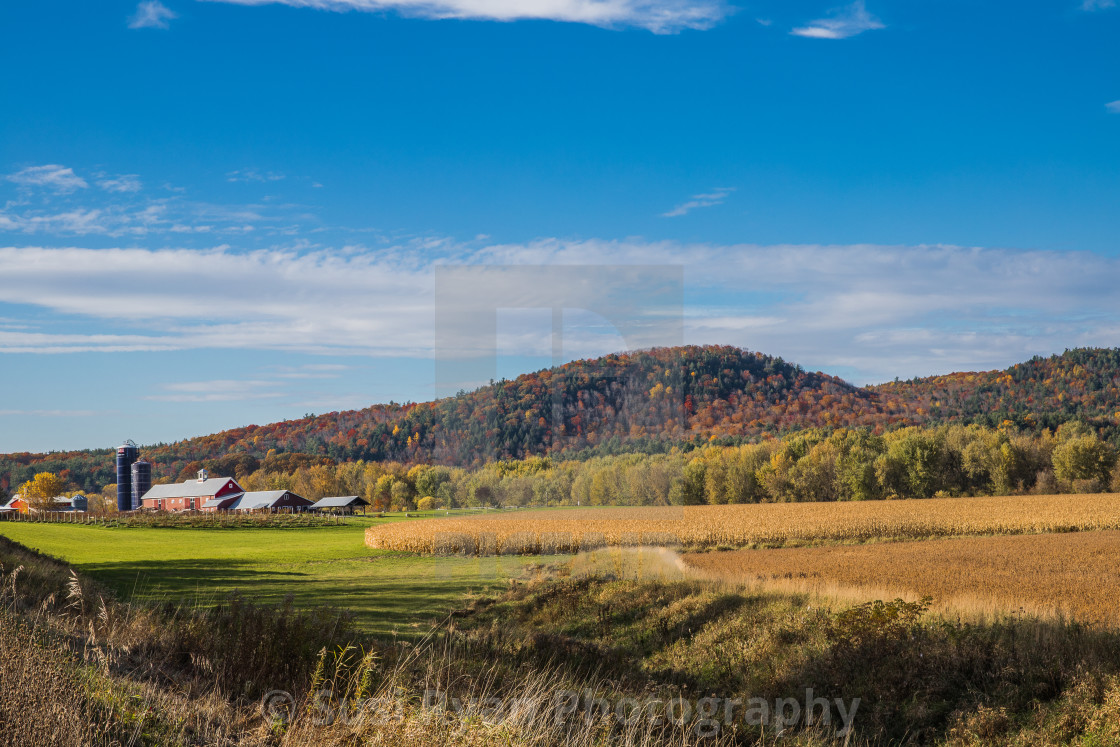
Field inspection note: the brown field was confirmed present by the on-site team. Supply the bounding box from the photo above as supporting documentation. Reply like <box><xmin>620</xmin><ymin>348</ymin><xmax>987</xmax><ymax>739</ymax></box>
<box><xmin>682</xmin><ymin>530</ymin><xmax>1120</xmax><ymax>626</ymax></box>
<box><xmin>365</xmin><ymin>493</ymin><xmax>1120</xmax><ymax>555</ymax></box>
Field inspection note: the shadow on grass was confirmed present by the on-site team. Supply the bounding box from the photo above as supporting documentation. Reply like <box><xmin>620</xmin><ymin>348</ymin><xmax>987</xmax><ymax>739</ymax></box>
<box><xmin>76</xmin><ymin>556</ymin><xmax>515</xmax><ymax>639</ymax></box>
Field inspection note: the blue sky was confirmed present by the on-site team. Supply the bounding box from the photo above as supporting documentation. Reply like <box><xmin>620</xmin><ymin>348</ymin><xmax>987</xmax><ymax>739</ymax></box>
<box><xmin>1</xmin><ymin>0</ymin><xmax>1119</xmax><ymax>452</ymax></box>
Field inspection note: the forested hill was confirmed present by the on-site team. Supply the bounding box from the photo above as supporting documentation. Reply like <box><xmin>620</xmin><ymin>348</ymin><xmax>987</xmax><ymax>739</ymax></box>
<box><xmin>5</xmin><ymin>346</ymin><xmax>1120</xmax><ymax>494</ymax></box>
<box><xmin>877</xmin><ymin>348</ymin><xmax>1120</xmax><ymax>430</ymax></box>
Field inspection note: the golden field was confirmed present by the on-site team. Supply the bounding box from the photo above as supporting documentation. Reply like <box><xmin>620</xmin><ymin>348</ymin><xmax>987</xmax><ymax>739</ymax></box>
<box><xmin>681</xmin><ymin>530</ymin><xmax>1120</xmax><ymax>626</ymax></box>
<box><xmin>364</xmin><ymin>492</ymin><xmax>1120</xmax><ymax>555</ymax></box>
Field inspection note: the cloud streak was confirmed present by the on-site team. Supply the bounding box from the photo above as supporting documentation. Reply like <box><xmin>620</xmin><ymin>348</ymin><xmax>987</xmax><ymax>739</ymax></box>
<box><xmin>791</xmin><ymin>0</ymin><xmax>883</xmax><ymax>39</ymax></box>
<box><xmin>226</xmin><ymin>169</ymin><xmax>286</xmax><ymax>183</ymax></box>
<box><xmin>6</xmin><ymin>165</ymin><xmax>88</xmax><ymax>192</ymax></box>
<box><xmin>129</xmin><ymin>1</ymin><xmax>178</xmax><ymax>29</ymax></box>
<box><xmin>1107</xmin><ymin>100</ymin><xmax>1120</xmax><ymax>114</ymax></box>
<box><xmin>0</xmin><ymin>409</ymin><xmax>106</xmax><ymax>417</ymax></box>
<box><xmin>0</xmin><ymin>183</ymin><xmax>300</xmax><ymax>238</ymax></box>
<box><xmin>662</xmin><ymin>187</ymin><xmax>734</xmax><ymax>217</ymax></box>
<box><xmin>97</xmin><ymin>174</ymin><xmax>143</xmax><ymax>193</ymax></box>
<box><xmin>202</xmin><ymin>0</ymin><xmax>726</xmax><ymax>33</ymax></box>
<box><xmin>3</xmin><ymin>240</ymin><xmax>1120</xmax><ymax>386</ymax></box>
<box><xmin>146</xmin><ymin>379</ymin><xmax>286</xmax><ymax>402</ymax></box>
<box><xmin>0</xmin><ymin>245</ymin><xmax>435</xmax><ymax>357</ymax></box>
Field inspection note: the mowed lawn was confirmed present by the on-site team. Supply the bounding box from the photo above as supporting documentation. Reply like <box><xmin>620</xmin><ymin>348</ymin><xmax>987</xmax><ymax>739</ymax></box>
<box><xmin>0</xmin><ymin>514</ymin><xmax>543</xmax><ymax>638</ymax></box>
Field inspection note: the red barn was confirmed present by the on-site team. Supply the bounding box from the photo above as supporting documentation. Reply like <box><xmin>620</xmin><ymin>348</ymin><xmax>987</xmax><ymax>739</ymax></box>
<box><xmin>206</xmin><ymin>490</ymin><xmax>312</xmax><ymax>512</ymax></box>
<box><xmin>140</xmin><ymin>471</ymin><xmax>244</xmax><ymax>512</ymax></box>
<box><xmin>0</xmin><ymin>496</ymin><xmax>28</xmax><ymax>514</ymax></box>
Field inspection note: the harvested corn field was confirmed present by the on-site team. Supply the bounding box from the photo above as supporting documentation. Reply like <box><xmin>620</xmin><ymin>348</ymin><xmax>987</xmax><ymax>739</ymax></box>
<box><xmin>681</xmin><ymin>530</ymin><xmax>1120</xmax><ymax>626</ymax></box>
<box><xmin>364</xmin><ymin>493</ymin><xmax>1120</xmax><ymax>555</ymax></box>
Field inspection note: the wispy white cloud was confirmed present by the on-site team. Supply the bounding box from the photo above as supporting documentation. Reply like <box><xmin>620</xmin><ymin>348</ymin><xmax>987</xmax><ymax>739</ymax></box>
<box><xmin>791</xmin><ymin>0</ymin><xmax>884</xmax><ymax>39</ymax></box>
<box><xmin>269</xmin><ymin>363</ymin><xmax>351</xmax><ymax>379</ymax></box>
<box><xmin>0</xmin><ymin>327</ymin><xmax>181</xmax><ymax>354</ymax></box>
<box><xmin>3</xmin><ymin>240</ymin><xmax>1120</xmax><ymax>387</ymax></box>
<box><xmin>97</xmin><ymin>174</ymin><xmax>143</xmax><ymax>193</ymax></box>
<box><xmin>226</xmin><ymin>169</ymin><xmax>286</xmax><ymax>183</ymax></box>
<box><xmin>146</xmin><ymin>379</ymin><xmax>285</xmax><ymax>402</ymax></box>
<box><xmin>1082</xmin><ymin>0</ymin><xmax>1115</xmax><ymax>10</ymax></box>
<box><xmin>0</xmin><ymin>245</ymin><xmax>435</xmax><ymax>356</ymax></box>
<box><xmin>0</xmin><ymin>166</ymin><xmax>331</xmax><ymax>242</ymax></box>
<box><xmin>0</xmin><ymin>205</ymin><xmax>159</xmax><ymax>236</ymax></box>
<box><xmin>0</xmin><ymin>409</ymin><xmax>105</xmax><ymax>417</ymax></box>
<box><xmin>129</xmin><ymin>1</ymin><xmax>178</xmax><ymax>29</ymax></box>
<box><xmin>0</xmin><ymin>190</ymin><xmax>303</xmax><ymax>238</ymax></box>
<box><xmin>662</xmin><ymin>187</ymin><xmax>734</xmax><ymax>217</ymax></box>
<box><xmin>1106</xmin><ymin>100</ymin><xmax>1120</xmax><ymax>113</ymax></box>
<box><xmin>202</xmin><ymin>0</ymin><xmax>726</xmax><ymax>33</ymax></box>
<box><xmin>6</xmin><ymin>165</ymin><xmax>88</xmax><ymax>192</ymax></box>
<box><xmin>6</xmin><ymin>209</ymin><xmax>112</xmax><ymax>234</ymax></box>
<box><xmin>471</xmin><ymin>239</ymin><xmax>1120</xmax><ymax>383</ymax></box>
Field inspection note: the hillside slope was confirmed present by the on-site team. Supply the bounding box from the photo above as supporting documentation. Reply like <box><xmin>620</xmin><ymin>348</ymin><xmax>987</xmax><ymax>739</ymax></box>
<box><xmin>880</xmin><ymin>348</ymin><xmax>1120</xmax><ymax>429</ymax></box>
<box><xmin>5</xmin><ymin>346</ymin><xmax>1120</xmax><ymax>494</ymax></box>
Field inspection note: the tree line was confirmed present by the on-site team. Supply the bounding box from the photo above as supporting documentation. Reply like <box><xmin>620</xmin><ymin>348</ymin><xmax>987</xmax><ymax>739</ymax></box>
<box><xmin>57</xmin><ymin>421</ymin><xmax>1116</xmax><ymax>513</ymax></box>
<box><xmin>10</xmin><ymin>345</ymin><xmax>1120</xmax><ymax>498</ymax></box>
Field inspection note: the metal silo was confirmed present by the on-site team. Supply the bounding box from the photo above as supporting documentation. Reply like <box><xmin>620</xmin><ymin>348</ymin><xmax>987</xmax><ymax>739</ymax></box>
<box><xmin>116</xmin><ymin>440</ymin><xmax>139</xmax><ymax>512</ymax></box>
<box><xmin>131</xmin><ymin>459</ymin><xmax>152</xmax><ymax>511</ymax></box>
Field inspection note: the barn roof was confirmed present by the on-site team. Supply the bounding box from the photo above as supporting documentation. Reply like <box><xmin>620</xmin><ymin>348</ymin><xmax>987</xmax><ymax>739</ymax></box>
<box><xmin>201</xmin><ymin>495</ymin><xmax>241</xmax><ymax>508</ymax></box>
<box><xmin>234</xmin><ymin>490</ymin><xmax>289</xmax><ymax>509</ymax></box>
<box><xmin>310</xmin><ymin>496</ymin><xmax>368</xmax><ymax>508</ymax></box>
<box><xmin>142</xmin><ymin>477</ymin><xmax>243</xmax><ymax>501</ymax></box>
<box><xmin>226</xmin><ymin>490</ymin><xmax>310</xmax><ymax>510</ymax></box>
<box><xmin>0</xmin><ymin>496</ymin><xmax>25</xmax><ymax>510</ymax></box>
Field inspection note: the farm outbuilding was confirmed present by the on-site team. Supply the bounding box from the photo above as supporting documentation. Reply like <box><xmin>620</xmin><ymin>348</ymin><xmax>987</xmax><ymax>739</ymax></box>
<box><xmin>1</xmin><ymin>495</ymin><xmax>84</xmax><ymax>513</ymax></box>
<box><xmin>207</xmin><ymin>490</ymin><xmax>312</xmax><ymax>512</ymax></box>
<box><xmin>51</xmin><ymin>495</ymin><xmax>87</xmax><ymax>512</ymax></box>
<box><xmin>309</xmin><ymin>496</ymin><xmax>369</xmax><ymax>514</ymax></box>
<box><xmin>0</xmin><ymin>496</ymin><xmax>27</xmax><ymax>513</ymax></box>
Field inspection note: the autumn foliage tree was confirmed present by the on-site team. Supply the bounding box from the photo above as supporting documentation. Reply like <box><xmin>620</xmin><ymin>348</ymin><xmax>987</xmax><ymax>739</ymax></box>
<box><xmin>12</xmin><ymin>346</ymin><xmax>1120</xmax><ymax>496</ymax></box>
<box><xmin>1052</xmin><ymin>435</ymin><xmax>1117</xmax><ymax>492</ymax></box>
<box><xmin>17</xmin><ymin>472</ymin><xmax>69</xmax><ymax>512</ymax></box>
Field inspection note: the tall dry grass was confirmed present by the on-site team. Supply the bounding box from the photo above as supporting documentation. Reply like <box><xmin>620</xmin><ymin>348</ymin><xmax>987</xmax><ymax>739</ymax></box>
<box><xmin>0</xmin><ymin>534</ymin><xmax>842</xmax><ymax>746</ymax></box>
<box><xmin>681</xmin><ymin>529</ymin><xmax>1120</xmax><ymax>627</ymax></box>
<box><xmin>0</xmin><ymin>533</ymin><xmax>351</xmax><ymax>746</ymax></box>
<box><xmin>275</xmin><ymin>637</ymin><xmax>758</xmax><ymax>747</ymax></box>
<box><xmin>365</xmin><ymin>493</ymin><xmax>1120</xmax><ymax>555</ymax></box>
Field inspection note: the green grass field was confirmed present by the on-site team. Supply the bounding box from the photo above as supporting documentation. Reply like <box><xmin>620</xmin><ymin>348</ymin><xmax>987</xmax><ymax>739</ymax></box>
<box><xmin>0</xmin><ymin>512</ymin><xmax>545</xmax><ymax>638</ymax></box>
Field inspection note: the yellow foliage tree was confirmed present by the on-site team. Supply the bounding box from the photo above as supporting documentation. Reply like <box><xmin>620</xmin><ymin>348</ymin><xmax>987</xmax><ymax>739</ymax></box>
<box><xmin>18</xmin><ymin>472</ymin><xmax>68</xmax><ymax>512</ymax></box>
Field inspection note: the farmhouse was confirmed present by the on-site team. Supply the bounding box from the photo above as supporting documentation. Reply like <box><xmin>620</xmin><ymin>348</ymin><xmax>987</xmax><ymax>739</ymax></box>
<box><xmin>206</xmin><ymin>490</ymin><xmax>312</xmax><ymax>512</ymax></box>
<box><xmin>0</xmin><ymin>496</ymin><xmax>27</xmax><ymax>513</ymax></box>
<box><xmin>140</xmin><ymin>470</ymin><xmax>244</xmax><ymax>512</ymax></box>
<box><xmin>0</xmin><ymin>494</ymin><xmax>85</xmax><ymax>513</ymax></box>
<box><xmin>309</xmin><ymin>495</ymin><xmax>370</xmax><ymax>514</ymax></box>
